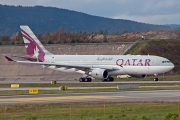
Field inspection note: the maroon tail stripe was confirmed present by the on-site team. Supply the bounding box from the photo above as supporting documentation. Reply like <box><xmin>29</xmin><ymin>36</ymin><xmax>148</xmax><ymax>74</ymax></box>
<box><xmin>22</xmin><ymin>34</ymin><xmax>34</xmax><ymax>42</ymax></box>
<box><xmin>21</xmin><ymin>29</ymin><xmax>34</xmax><ymax>41</ymax></box>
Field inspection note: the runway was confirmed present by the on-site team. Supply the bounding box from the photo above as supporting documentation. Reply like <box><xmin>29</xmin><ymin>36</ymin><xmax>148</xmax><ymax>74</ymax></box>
<box><xmin>0</xmin><ymin>90</ymin><xmax>180</xmax><ymax>104</ymax></box>
<box><xmin>0</xmin><ymin>85</ymin><xmax>179</xmax><ymax>91</ymax></box>
<box><xmin>1</xmin><ymin>79</ymin><xmax>180</xmax><ymax>84</ymax></box>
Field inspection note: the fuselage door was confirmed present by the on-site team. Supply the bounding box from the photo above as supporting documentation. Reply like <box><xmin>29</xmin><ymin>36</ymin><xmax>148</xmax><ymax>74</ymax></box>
<box><xmin>46</xmin><ymin>56</ymin><xmax>52</xmax><ymax>62</ymax></box>
<box><xmin>146</xmin><ymin>58</ymin><xmax>155</xmax><ymax>74</ymax></box>
<box><xmin>80</xmin><ymin>59</ymin><xmax>83</xmax><ymax>64</ymax></box>
<box><xmin>151</xmin><ymin>58</ymin><xmax>156</xmax><ymax>66</ymax></box>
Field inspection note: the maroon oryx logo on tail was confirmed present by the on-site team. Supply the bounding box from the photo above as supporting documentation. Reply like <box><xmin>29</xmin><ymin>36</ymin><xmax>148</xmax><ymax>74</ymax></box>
<box><xmin>21</xmin><ymin>28</ymin><xmax>45</xmax><ymax>62</ymax></box>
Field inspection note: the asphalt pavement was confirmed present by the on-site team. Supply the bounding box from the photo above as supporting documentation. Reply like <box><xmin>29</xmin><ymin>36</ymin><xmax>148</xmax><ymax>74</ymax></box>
<box><xmin>0</xmin><ymin>90</ymin><xmax>179</xmax><ymax>104</ymax></box>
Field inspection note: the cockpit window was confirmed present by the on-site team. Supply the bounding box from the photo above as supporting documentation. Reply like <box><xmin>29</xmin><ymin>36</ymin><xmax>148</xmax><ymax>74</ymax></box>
<box><xmin>162</xmin><ymin>61</ymin><xmax>170</xmax><ymax>63</ymax></box>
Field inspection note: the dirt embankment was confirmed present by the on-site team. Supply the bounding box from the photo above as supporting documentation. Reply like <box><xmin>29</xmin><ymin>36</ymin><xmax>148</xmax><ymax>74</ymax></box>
<box><xmin>0</xmin><ymin>43</ymin><xmax>133</xmax><ymax>80</ymax></box>
<box><xmin>101</xmin><ymin>30</ymin><xmax>180</xmax><ymax>42</ymax></box>
<box><xmin>9</xmin><ymin>30</ymin><xmax>180</xmax><ymax>45</ymax></box>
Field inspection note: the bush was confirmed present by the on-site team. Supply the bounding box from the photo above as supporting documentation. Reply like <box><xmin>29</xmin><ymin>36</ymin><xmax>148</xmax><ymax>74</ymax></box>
<box><xmin>121</xmin><ymin>114</ymin><xmax>127</xmax><ymax>117</ymax></box>
<box><xmin>165</xmin><ymin>113</ymin><xmax>178</xmax><ymax>120</ymax></box>
<box><xmin>108</xmin><ymin>114</ymin><xmax>113</xmax><ymax>119</ymax></box>
<box><xmin>26</xmin><ymin>116</ymin><xmax>38</xmax><ymax>120</ymax></box>
<box><xmin>127</xmin><ymin>116</ymin><xmax>137</xmax><ymax>120</ymax></box>
<box><xmin>96</xmin><ymin>118</ymin><xmax>101</xmax><ymax>120</ymax></box>
<box><xmin>48</xmin><ymin>40</ymin><xmax>53</xmax><ymax>44</ymax></box>
<box><xmin>141</xmin><ymin>116</ymin><xmax>151</xmax><ymax>120</ymax></box>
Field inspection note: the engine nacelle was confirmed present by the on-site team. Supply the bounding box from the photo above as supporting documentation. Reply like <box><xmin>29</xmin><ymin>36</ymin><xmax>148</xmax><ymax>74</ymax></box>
<box><xmin>90</xmin><ymin>69</ymin><xmax>108</xmax><ymax>79</ymax></box>
<box><xmin>130</xmin><ymin>74</ymin><xmax>147</xmax><ymax>78</ymax></box>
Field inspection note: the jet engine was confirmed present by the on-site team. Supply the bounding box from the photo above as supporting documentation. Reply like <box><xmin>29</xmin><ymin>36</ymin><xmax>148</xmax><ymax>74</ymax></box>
<box><xmin>90</xmin><ymin>69</ymin><xmax>108</xmax><ymax>79</ymax></box>
<box><xmin>130</xmin><ymin>74</ymin><xmax>147</xmax><ymax>78</ymax></box>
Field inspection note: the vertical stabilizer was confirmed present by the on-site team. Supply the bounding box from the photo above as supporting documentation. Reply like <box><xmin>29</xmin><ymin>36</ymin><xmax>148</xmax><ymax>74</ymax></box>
<box><xmin>20</xmin><ymin>26</ymin><xmax>52</xmax><ymax>62</ymax></box>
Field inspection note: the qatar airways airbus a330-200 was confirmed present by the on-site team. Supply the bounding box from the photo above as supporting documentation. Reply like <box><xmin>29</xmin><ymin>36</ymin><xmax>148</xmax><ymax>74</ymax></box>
<box><xmin>4</xmin><ymin>26</ymin><xmax>174</xmax><ymax>82</ymax></box>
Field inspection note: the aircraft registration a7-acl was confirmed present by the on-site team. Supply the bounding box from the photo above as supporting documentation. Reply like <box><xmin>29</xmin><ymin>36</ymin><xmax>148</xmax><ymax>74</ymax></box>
<box><xmin>5</xmin><ymin>26</ymin><xmax>174</xmax><ymax>82</ymax></box>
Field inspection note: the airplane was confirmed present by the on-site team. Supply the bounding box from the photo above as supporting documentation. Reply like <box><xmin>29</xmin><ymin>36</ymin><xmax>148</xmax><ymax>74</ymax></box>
<box><xmin>4</xmin><ymin>26</ymin><xmax>174</xmax><ymax>82</ymax></box>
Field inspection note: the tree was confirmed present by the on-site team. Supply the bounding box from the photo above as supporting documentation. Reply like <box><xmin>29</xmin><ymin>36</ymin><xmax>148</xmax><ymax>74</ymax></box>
<box><xmin>63</xmin><ymin>39</ymin><xmax>67</xmax><ymax>43</ymax></box>
<box><xmin>103</xmin><ymin>35</ymin><xmax>108</xmax><ymax>43</ymax></box>
<box><xmin>11</xmin><ymin>41</ymin><xmax>15</xmax><ymax>45</ymax></box>
<box><xmin>71</xmin><ymin>39</ymin><xmax>76</xmax><ymax>43</ymax></box>
<box><xmin>104</xmin><ymin>30</ymin><xmax>108</xmax><ymax>35</ymax></box>
<box><xmin>48</xmin><ymin>40</ymin><xmax>53</xmax><ymax>44</ymax></box>
<box><xmin>122</xmin><ymin>30</ymin><xmax>128</xmax><ymax>34</ymax></box>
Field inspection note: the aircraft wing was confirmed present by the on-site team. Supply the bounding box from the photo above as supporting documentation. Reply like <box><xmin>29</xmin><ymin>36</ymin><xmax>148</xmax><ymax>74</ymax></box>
<box><xmin>4</xmin><ymin>56</ymin><xmax>118</xmax><ymax>70</ymax></box>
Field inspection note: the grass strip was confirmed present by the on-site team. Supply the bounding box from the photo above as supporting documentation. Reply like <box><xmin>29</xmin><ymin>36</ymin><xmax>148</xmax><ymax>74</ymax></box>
<box><xmin>0</xmin><ymin>102</ymin><xmax>179</xmax><ymax>120</ymax></box>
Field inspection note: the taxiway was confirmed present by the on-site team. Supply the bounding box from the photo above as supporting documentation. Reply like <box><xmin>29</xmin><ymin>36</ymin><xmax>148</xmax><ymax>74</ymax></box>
<box><xmin>0</xmin><ymin>90</ymin><xmax>179</xmax><ymax>104</ymax></box>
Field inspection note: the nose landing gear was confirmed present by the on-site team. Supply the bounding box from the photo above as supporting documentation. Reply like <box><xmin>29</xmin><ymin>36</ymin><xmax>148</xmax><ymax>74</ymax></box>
<box><xmin>154</xmin><ymin>74</ymin><xmax>159</xmax><ymax>81</ymax></box>
<box><xmin>154</xmin><ymin>78</ymin><xmax>158</xmax><ymax>81</ymax></box>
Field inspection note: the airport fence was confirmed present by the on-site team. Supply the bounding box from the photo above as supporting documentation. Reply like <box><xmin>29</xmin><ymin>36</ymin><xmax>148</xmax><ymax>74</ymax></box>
<box><xmin>0</xmin><ymin>101</ymin><xmax>179</xmax><ymax>120</ymax></box>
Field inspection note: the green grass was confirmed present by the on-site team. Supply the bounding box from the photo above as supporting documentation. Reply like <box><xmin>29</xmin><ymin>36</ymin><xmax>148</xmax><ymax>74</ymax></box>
<box><xmin>125</xmin><ymin>40</ymin><xmax>180</xmax><ymax>56</ymax></box>
<box><xmin>0</xmin><ymin>102</ymin><xmax>179</xmax><ymax>120</ymax></box>
<box><xmin>125</xmin><ymin>40</ymin><xmax>149</xmax><ymax>55</ymax></box>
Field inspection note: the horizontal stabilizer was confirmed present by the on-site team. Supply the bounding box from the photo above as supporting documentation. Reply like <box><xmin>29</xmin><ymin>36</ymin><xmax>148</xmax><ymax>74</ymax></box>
<box><xmin>4</xmin><ymin>56</ymin><xmax>14</xmax><ymax>62</ymax></box>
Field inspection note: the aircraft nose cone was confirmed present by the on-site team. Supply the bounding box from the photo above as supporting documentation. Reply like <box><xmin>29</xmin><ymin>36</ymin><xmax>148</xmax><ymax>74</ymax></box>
<box><xmin>171</xmin><ymin>63</ymin><xmax>175</xmax><ymax>69</ymax></box>
<box><xmin>168</xmin><ymin>62</ymin><xmax>175</xmax><ymax>71</ymax></box>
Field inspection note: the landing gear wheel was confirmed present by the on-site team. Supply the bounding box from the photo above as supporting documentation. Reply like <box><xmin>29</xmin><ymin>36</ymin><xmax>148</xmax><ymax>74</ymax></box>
<box><xmin>79</xmin><ymin>78</ymin><xmax>83</xmax><ymax>82</ymax></box>
<box><xmin>153</xmin><ymin>74</ymin><xmax>159</xmax><ymax>81</ymax></box>
<box><xmin>110</xmin><ymin>77</ymin><xmax>114</xmax><ymax>82</ymax></box>
<box><xmin>88</xmin><ymin>78</ymin><xmax>92</xmax><ymax>82</ymax></box>
<box><xmin>87</xmin><ymin>78</ymin><xmax>92</xmax><ymax>82</ymax></box>
<box><xmin>84</xmin><ymin>78</ymin><xmax>88</xmax><ymax>82</ymax></box>
<box><xmin>102</xmin><ymin>78</ymin><xmax>109</xmax><ymax>82</ymax></box>
<box><xmin>154</xmin><ymin>78</ymin><xmax>158</xmax><ymax>81</ymax></box>
<box><xmin>79</xmin><ymin>77</ymin><xmax>92</xmax><ymax>82</ymax></box>
<box><xmin>102</xmin><ymin>77</ymin><xmax>114</xmax><ymax>82</ymax></box>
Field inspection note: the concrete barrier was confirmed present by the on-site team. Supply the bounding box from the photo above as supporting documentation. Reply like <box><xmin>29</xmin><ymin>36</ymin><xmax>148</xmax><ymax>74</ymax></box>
<box><xmin>117</xmin><ymin>84</ymin><xmax>139</xmax><ymax>90</ymax></box>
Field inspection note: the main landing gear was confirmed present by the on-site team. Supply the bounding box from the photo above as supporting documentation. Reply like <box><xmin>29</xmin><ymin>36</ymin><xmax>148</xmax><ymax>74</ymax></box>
<box><xmin>154</xmin><ymin>74</ymin><xmax>159</xmax><ymax>81</ymax></box>
<box><xmin>79</xmin><ymin>77</ymin><xmax>92</xmax><ymax>82</ymax></box>
<box><xmin>102</xmin><ymin>76</ymin><xmax>114</xmax><ymax>82</ymax></box>
<box><xmin>79</xmin><ymin>76</ymin><xmax>114</xmax><ymax>82</ymax></box>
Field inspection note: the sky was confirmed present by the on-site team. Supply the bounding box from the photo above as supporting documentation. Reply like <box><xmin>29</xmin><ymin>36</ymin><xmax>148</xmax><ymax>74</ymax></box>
<box><xmin>1</xmin><ymin>0</ymin><xmax>180</xmax><ymax>25</ymax></box>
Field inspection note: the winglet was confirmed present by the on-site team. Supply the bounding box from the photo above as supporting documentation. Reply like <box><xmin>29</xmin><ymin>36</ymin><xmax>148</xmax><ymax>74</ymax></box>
<box><xmin>4</xmin><ymin>56</ymin><xmax>14</xmax><ymax>61</ymax></box>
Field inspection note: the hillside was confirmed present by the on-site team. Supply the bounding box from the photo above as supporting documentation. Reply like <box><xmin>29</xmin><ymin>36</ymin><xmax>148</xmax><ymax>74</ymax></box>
<box><xmin>126</xmin><ymin>40</ymin><xmax>180</xmax><ymax>75</ymax></box>
<box><xmin>166</xmin><ymin>24</ymin><xmax>180</xmax><ymax>29</ymax></box>
<box><xmin>0</xmin><ymin>5</ymin><xmax>172</xmax><ymax>36</ymax></box>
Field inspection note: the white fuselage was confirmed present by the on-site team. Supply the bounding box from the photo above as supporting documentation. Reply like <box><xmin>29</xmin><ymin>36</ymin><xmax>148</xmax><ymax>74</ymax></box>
<box><xmin>43</xmin><ymin>55</ymin><xmax>174</xmax><ymax>76</ymax></box>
